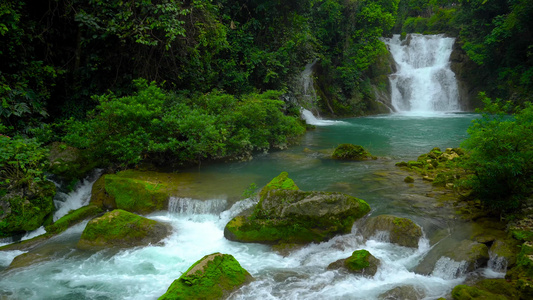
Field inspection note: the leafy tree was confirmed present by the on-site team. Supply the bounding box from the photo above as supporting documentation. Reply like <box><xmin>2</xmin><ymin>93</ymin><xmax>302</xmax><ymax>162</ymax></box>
<box><xmin>461</xmin><ymin>96</ymin><xmax>533</xmax><ymax>213</ymax></box>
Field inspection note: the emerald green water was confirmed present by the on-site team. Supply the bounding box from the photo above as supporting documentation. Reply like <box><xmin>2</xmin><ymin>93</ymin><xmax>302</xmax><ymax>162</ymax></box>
<box><xmin>181</xmin><ymin>112</ymin><xmax>477</xmax><ymax>216</ymax></box>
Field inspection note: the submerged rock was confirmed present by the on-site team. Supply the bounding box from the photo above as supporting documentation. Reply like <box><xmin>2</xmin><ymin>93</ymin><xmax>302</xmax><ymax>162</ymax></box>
<box><xmin>158</xmin><ymin>253</ymin><xmax>252</xmax><ymax>300</ymax></box>
<box><xmin>362</xmin><ymin>215</ymin><xmax>422</xmax><ymax>248</ymax></box>
<box><xmin>378</xmin><ymin>285</ymin><xmax>424</xmax><ymax>300</ymax></box>
<box><xmin>332</xmin><ymin>144</ymin><xmax>375</xmax><ymax>160</ymax></box>
<box><xmin>77</xmin><ymin>209</ymin><xmax>170</xmax><ymax>250</ymax></box>
<box><xmin>224</xmin><ymin>172</ymin><xmax>370</xmax><ymax>245</ymax></box>
<box><xmin>327</xmin><ymin>249</ymin><xmax>380</xmax><ymax>276</ymax></box>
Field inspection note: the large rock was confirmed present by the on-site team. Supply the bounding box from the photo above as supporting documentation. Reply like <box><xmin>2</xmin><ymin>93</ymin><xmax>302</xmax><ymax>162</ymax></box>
<box><xmin>104</xmin><ymin>170</ymin><xmax>170</xmax><ymax>214</ymax></box>
<box><xmin>327</xmin><ymin>249</ymin><xmax>380</xmax><ymax>276</ymax></box>
<box><xmin>378</xmin><ymin>285</ymin><xmax>424</xmax><ymax>300</ymax></box>
<box><xmin>332</xmin><ymin>144</ymin><xmax>374</xmax><ymax>161</ymax></box>
<box><xmin>224</xmin><ymin>172</ymin><xmax>370</xmax><ymax>245</ymax></box>
<box><xmin>415</xmin><ymin>238</ymin><xmax>489</xmax><ymax>275</ymax></box>
<box><xmin>47</xmin><ymin>142</ymin><xmax>99</xmax><ymax>181</ymax></box>
<box><xmin>362</xmin><ymin>215</ymin><xmax>423</xmax><ymax>248</ymax></box>
<box><xmin>77</xmin><ymin>209</ymin><xmax>170</xmax><ymax>250</ymax></box>
<box><xmin>0</xmin><ymin>181</ymin><xmax>56</xmax><ymax>238</ymax></box>
<box><xmin>158</xmin><ymin>253</ymin><xmax>252</xmax><ymax>300</ymax></box>
<box><xmin>452</xmin><ymin>279</ymin><xmax>519</xmax><ymax>300</ymax></box>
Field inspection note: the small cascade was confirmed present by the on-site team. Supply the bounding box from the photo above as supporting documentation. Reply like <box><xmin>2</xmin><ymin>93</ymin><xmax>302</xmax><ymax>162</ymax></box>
<box><xmin>298</xmin><ymin>59</ymin><xmax>319</xmax><ymax>108</ymax></box>
<box><xmin>301</xmin><ymin>108</ymin><xmax>346</xmax><ymax>126</ymax></box>
<box><xmin>168</xmin><ymin>197</ymin><xmax>228</xmax><ymax>215</ymax></box>
<box><xmin>431</xmin><ymin>257</ymin><xmax>469</xmax><ymax>279</ymax></box>
<box><xmin>370</xmin><ymin>230</ymin><xmax>391</xmax><ymax>243</ymax></box>
<box><xmin>53</xmin><ymin>169</ymin><xmax>103</xmax><ymax>221</ymax></box>
<box><xmin>485</xmin><ymin>252</ymin><xmax>508</xmax><ymax>278</ymax></box>
<box><xmin>384</xmin><ymin>34</ymin><xmax>460</xmax><ymax>112</ymax></box>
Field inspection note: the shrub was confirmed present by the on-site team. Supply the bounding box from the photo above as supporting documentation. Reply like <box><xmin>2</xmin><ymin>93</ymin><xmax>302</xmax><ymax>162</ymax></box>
<box><xmin>461</xmin><ymin>97</ymin><xmax>533</xmax><ymax>213</ymax></box>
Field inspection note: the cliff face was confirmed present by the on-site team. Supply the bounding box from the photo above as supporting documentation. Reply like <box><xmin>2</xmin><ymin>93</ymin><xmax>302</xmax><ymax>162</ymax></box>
<box><xmin>450</xmin><ymin>41</ymin><xmax>486</xmax><ymax>111</ymax></box>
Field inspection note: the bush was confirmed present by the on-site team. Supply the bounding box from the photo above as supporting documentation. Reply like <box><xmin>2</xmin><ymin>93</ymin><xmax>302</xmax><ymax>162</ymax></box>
<box><xmin>63</xmin><ymin>80</ymin><xmax>305</xmax><ymax>167</ymax></box>
<box><xmin>461</xmin><ymin>97</ymin><xmax>533</xmax><ymax>213</ymax></box>
<box><xmin>0</xmin><ymin>126</ymin><xmax>49</xmax><ymax>193</ymax></box>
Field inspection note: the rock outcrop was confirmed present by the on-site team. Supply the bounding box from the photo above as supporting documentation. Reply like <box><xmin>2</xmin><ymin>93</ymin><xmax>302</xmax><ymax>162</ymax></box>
<box><xmin>327</xmin><ymin>249</ymin><xmax>380</xmax><ymax>276</ymax></box>
<box><xmin>77</xmin><ymin>209</ymin><xmax>170</xmax><ymax>250</ymax></box>
<box><xmin>362</xmin><ymin>215</ymin><xmax>423</xmax><ymax>248</ymax></box>
<box><xmin>224</xmin><ymin>172</ymin><xmax>370</xmax><ymax>245</ymax></box>
<box><xmin>158</xmin><ymin>253</ymin><xmax>252</xmax><ymax>300</ymax></box>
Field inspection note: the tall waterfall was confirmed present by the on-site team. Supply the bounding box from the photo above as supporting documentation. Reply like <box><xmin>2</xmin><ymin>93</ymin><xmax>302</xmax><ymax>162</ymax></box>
<box><xmin>384</xmin><ymin>34</ymin><xmax>460</xmax><ymax>112</ymax></box>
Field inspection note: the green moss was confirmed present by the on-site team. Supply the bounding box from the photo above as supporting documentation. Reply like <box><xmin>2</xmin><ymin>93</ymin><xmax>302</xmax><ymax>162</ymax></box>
<box><xmin>345</xmin><ymin>250</ymin><xmax>371</xmax><ymax>271</ymax></box>
<box><xmin>332</xmin><ymin>144</ymin><xmax>373</xmax><ymax>161</ymax></box>
<box><xmin>258</xmin><ymin>172</ymin><xmax>299</xmax><ymax>201</ymax></box>
<box><xmin>77</xmin><ymin>209</ymin><xmax>168</xmax><ymax>249</ymax></box>
<box><xmin>45</xmin><ymin>205</ymin><xmax>102</xmax><ymax>234</ymax></box>
<box><xmin>404</xmin><ymin>176</ymin><xmax>414</xmax><ymax>183</ymax></box>
<box><xmin>105</xmin><ymin>172</ymin><xmax>168</xmax><ymax>214</ymax></box>
<box><xmin>0</xmin><ymin>181</ymin><xmax>56</xmax><ymax>238</ymax></box>
<box><xmin>452</xmin><ymin>284</ymin><xmax>508</xmax><ymax>300</ymax></box>
<box><xmin>158</xmin><ymin>253</ymin><xmax>252</xmax><ymax>300</ymax></box>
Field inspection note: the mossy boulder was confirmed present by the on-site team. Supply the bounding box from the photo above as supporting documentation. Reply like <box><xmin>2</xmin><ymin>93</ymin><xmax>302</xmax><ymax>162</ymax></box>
<box><xmin>415</xmin><ymin>238</ymin><xmax>489</xmax><ymax>275</ymax></box>
<box><xmin>452</xmin><ymin>279</ymin><xmax>519</xmax><ymax>300</ymax></box>
<box><xmin>0</xmin><ymin>180</ymin><xmax>56</xmax><ymax>238</ymax></box>
<box><xmin>77</xmin><ymin>209</ymin><xmax>170</xmax><ymax>250</ymax></box>
<box><xmin>104</xmin><ymin>170</ymin><xmax>171</xmax><ymax>214</ymax></box>
<box><xmin>158</xmin><ymin>253</ymin><xmax>252</xmax><ymax>300</ymax></box>
<box><xmin>506</xmin><ymin>241</ymin><xmax>533</xmax><ymax>298</ymax></box>
<box><xmin>332</xmin><ymin>144</ymin><xmax>374</xmax><ymax>161</ymax></box>
<box><xmin>45</xmin><ymin>205</ymin><xmax>103</xmax><ymax>235</ymax></box>
<box><xmin>224</xmin><ymin>172</ymin><xmax>370</xmax><ymax>245</ymax></box>
<box><xmin>362</xmin><ymin>215</ymin><xmax>423</xmax><ymax>248</ymax></box>
<box><xmin>327</xmin><ymin>249</ymin><xmax>381</xmax><ymax>276</ymax></box>
<box><xmin>490</xmin><ymin>239</ymin><xmax>519</xmax><ymax>268</ymax></box>
<box><xmin>90</xmin><ymin>175</ymin><xmax>117</xmax><ymax>210</ymax></box>
<box><xmin>47</xmin><ymin>142</ymin><xmax>99</xmax><ymax>181</ymax></box>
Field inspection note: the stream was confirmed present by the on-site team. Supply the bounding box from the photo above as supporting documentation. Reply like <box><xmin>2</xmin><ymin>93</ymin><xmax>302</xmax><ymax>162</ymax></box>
<box><xmin>0</xmin><ymin>34</ymin><xmax>503</xmax><ymax>299</ymax></box>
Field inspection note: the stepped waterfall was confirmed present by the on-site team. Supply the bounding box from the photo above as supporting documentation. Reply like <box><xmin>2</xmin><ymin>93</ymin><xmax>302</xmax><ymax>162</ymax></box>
<box><xmin>384</xmin><ymin>34</ymin><xmax>460</xmax><ymax>112</ymax></box>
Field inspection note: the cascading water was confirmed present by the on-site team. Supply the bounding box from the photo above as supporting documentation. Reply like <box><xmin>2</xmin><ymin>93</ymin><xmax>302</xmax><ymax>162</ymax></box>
<box><xmin>384</xmin><ymin>34</ymin><xmax>460</xmax><ymax>112</ymax></box>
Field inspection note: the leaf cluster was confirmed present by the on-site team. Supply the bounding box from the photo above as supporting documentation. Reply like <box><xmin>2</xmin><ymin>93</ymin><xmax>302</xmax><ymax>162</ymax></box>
<box><xmin>461</xmin><ymin>96</ymin><xmax>533</xmax><ymax>213</ymax></box>
<box><xmin>63</xmin><ymin>80</ymin><xmax>305</xmax><ymax>167</ymax></box>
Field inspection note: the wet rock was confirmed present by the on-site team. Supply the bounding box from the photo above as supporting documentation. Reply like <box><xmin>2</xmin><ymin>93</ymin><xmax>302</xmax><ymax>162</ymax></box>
<box><xmin>103</xmin><ymin>170</ymin><xmax>171</xmax><ymax>214</ymax></box>
<box><xmin>332</xmin><ymin>144</ymin><xmax>375</xmax><ymax>161</ymax></box>
<box><xmin>90</xmin><ymin>175</ymin><xmax>116</xmax><ymax>210</ymax></box>
<box><xmin>158</xmin><ymin>253</ymin><xmax>252</xmax><ymax>300</ymax></box>
<box><xmin>45</xmin><ymin>205</ymin><xmax>102</xmax><ymax>235</ymax></box>
<box><xmin>327</xmin><ymin>249</ymin><xmax>380</xmax><ymax>276</ymax></box>
<box><xmin>415</xmin><ymin>238</ymin><xmax>489</xmax><ymax>275</ymax></box>
<box><xmin>77</xmin><ymin>209</ymin><xmax>170</xmax><ymax>250</ymax></box>
<box><xmin>404</xmin><ymin>176</ymin><xmax>415</xmax><ymax>183</ymax></box>
<box><xmin>362</xmin><ymin>215</ymin><xmax>422</xmax><ymax>248</ymax></box>
<box><xmin>7</xmin><ymin>252</ymin><xmax>48</xmax><ymax>271</ymax></box>
<box><xmin>48</xmin><ymin>142</ymin><xmax>99</xmax><ymax>181</ymax></box>
<box><xmin>0</xmin><ymin>181</ymin><xmax>56</xmax><ymax>239</ymax></box>
<box><xmin>224</xmin><ymin>172</ymin><xmax>370</xmax><ymax>245</ymax></box>
<box><xmin>378</xmin><ymin>285</ymin><xmax>424</xmax><ymax>300</ymax></box>
<box><xmin>452</xmin><ymin>279</ymin><xmax>519</xmax><ymax>300</ymax></box>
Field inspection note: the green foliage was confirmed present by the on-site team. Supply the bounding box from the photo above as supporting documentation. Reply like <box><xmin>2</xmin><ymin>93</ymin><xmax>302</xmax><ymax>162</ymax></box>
<box><xmin>0</xmin><ymin>129</ymin><xmax>49</xmax><ymax>191</ymax></box>
<box><xmin>63</xmin><ymin>80</ymin><xmax>305</xmax><ymax>167</ymax></box>
<box><xmin>461</xmin><ymin>96</ymin><xmax>533</xmax><ymax>213</ymax></box>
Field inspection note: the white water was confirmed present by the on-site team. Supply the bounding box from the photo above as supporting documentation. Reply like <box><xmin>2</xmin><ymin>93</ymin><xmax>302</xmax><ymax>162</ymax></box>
<box><xmin>384</xmin><ymin>34</ymin><xmax>460</xmax><ymax>113</ymax></box>
<box><xmin>301</xmin><ymin>109</ymin><xmax>347</xmax><ymax>126</ymax></box>
<box><xmin>1</xmin><ymin>197</ymin><xmax>468</xmax><ymax>299</ymax></box>
<box><xmin>53</xmin><ymin>169</ymin><xmax>103</xmax><ymax>221</ymax></box>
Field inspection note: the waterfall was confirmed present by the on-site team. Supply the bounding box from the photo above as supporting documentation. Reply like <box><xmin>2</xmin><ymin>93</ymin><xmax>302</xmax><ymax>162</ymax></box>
<box><xmin>384</xmin><ymin>34</ymin><xmax>460</xmax><ymax>112</ymax></box>
<box><xmin>168</xmin><ymin>197</ymin><xmax>228</xmax><ymax>215</ymax></box>
<box><xmin>299</xmin><ymin>59</ymin><xmax>319</xmax><ymax>108</ymax></box>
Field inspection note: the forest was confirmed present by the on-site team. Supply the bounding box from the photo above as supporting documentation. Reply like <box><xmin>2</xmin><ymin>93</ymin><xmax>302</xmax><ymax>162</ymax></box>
<box><xmin>1</xmin><ymin>0</ymin><xmax>532</xmax><ymax>219</ymax></box>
